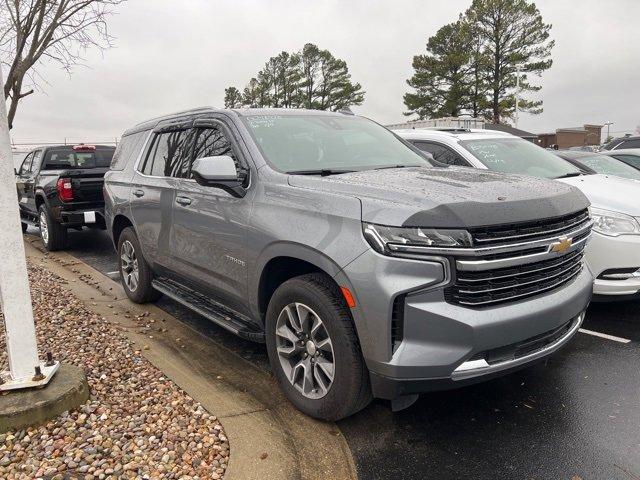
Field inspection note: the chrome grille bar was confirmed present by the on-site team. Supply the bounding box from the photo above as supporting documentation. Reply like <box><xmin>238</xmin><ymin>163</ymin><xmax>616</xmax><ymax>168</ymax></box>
<box><xmin>471</xmin><ymin>211</ymin><xmax>590</xmax><ymax>245</ymax></box>
<box><xmin>450</xmin><ymin>265</ymin><xmax>583</xmax><ymax>307</ymax></box>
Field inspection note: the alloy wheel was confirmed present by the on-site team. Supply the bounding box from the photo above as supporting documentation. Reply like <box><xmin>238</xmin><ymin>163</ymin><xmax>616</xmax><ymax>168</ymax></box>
<box><xmin>275</xmin><ymin>302</ymin><xmax>335</xmax><ymax>399</ymax></box>
<box><xmin>120</xmin><ymin>240</ymin><xmax>139</xmax><ymax>292</ymax></box>
<box><xmin>39</xmin><ymin>211</ymin><xmax>49</xmax><ymax>246</ymax></box>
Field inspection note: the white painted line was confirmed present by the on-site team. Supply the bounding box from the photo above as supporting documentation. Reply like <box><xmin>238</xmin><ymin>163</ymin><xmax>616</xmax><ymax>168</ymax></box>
<box><xmin>579</xmin><ymin>328</ymin><xmax>631</xmax><ymax>344</ymax></box>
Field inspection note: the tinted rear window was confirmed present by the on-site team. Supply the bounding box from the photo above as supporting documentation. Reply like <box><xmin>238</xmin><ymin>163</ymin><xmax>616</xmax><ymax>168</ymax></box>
<box><xmin>111</xmin><ymin>131</ymin><xmax>149</xmax><ymax>171</ymax></box>
<box><xmin>42</xmin><ymin>148</ymin><xmax>115</xmax><ymax>170</ymax></box>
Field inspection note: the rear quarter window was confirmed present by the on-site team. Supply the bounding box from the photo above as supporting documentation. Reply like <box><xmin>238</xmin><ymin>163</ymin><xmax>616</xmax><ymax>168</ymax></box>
<box><xmin>111</xmin><ymin>131</ymin><xmax>150</xmax><ymax>171</ymax></box>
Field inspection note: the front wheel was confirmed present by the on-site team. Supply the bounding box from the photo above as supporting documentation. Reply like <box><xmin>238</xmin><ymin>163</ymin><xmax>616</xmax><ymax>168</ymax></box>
<box><xmin>117</xmin><ymin>227</ymin><xmax>161</xmax><ymax>303</ymax></box>
<box><xmin>265</xmin><ymin>273</ymin><xmax>372</xmax><ymax>421</ymax></box>
<box><xmin>38</xmin><ymin>205</ymin><xmax>67</xmax><ymax>251</ymax></box>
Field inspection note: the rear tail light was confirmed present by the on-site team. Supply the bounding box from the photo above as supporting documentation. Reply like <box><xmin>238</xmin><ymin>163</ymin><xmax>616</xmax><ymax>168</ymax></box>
<box><xmin>57</xmin><ymin>178</ymin><xmax>73</xmax><ymax>202</ymax></box>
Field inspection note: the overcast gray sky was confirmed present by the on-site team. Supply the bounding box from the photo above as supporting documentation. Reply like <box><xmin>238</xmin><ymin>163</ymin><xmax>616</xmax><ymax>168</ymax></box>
<box><xmin>8</xmin><ymin>0</ymin><xmax>640</xmax><ymax>145</ymax></box>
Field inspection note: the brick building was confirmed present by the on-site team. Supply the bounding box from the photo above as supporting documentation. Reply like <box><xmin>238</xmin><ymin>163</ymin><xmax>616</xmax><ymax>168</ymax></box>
<box><xmin>538</xmin><ymin>124</ymin><xmax>603</xmax><ymax>149</ymax></box>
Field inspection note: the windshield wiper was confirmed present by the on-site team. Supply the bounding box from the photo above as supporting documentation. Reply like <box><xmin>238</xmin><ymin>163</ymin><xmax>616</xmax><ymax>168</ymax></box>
<box><xmin>554</xmin><ymin>172</ymin><xmax>583</xmax><ymax>179</ymax></box>
<box><xmin>288</xmin><ymin>169</ymin><xmax>356</xmax><ymax>176</ymax></box>
<box><xmin>370</xmin><ymin>165</ymin><xmax>411</xmax><ymax>171</ymax></box>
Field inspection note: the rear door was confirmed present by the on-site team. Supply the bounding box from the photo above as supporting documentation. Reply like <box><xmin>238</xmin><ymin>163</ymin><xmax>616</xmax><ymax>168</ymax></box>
<box><xmin>129</xmin><ymin>123</ymin><xmax>193</xmax><ymax>268</ymax></box>
<box><xmin>169</xmin><ymin>117</ymin><xmax>252</xmax><ymax>314</ymax></box>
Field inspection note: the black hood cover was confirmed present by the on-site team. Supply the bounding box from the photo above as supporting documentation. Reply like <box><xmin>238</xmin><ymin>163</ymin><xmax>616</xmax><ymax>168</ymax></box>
<box><xmin>288</xmin><ymin>166</ymin><xmax>590</xmax><ymax>228</ymax></box>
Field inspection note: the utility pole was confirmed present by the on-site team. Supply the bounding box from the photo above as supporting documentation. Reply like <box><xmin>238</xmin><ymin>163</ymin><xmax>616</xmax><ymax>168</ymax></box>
<box><xmin>515</xmin><ymin>66</ymin><xmax>521</xmax><ymax>129</ymax></box>
<box><xmin>604</xmin><ymin>121</ymin><xmax>614</xmax><ymax>143</ymax></box>
<box><xmin>0</xmin><ymin>63</ymin><xmax>59</xmax><ymax>390</ymax></box>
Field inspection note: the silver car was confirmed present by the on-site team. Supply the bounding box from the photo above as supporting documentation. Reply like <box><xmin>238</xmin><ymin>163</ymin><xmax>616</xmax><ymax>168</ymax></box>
<box><xmin>104</xmin><ymin>109</ymin><xmax>592</xmax><ymax>420</ymax></box>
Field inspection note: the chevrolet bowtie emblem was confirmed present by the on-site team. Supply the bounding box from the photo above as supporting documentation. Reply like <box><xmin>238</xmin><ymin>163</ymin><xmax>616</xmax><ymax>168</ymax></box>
<box><xmin>550</xmin><ymin>237</ymin><xmax>573</xmax><ymax>254</ymax></box>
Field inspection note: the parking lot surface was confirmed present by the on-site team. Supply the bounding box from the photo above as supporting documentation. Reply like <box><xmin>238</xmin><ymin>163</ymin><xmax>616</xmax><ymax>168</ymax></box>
<box><xmin>34</xmin><ymin>228</ymin><xmax>640</xmax><ymax>480</ymax></box>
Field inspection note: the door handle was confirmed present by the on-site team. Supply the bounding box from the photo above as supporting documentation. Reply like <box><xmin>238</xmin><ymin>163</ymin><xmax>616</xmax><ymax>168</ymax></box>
<box><xmin>176</xmin><ymin>196</ymin><xmax>192</xmax><ymax>206</ymax></box>
<box><xmin>132</xmin><ymin>189</ymin><xmax>145</xmax><ymax>198</ymax></box>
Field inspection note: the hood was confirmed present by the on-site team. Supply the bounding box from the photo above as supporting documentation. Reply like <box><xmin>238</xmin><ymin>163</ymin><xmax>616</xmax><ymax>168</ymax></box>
<box><xmin>288</xmin><ymin>166</ymin><xmax>589</xmax><ymax>227</ymax></box>
<box><xmin>558</xmin><ymin>174</ymin><xmax>640</xmax><ymax>216</ymax></box>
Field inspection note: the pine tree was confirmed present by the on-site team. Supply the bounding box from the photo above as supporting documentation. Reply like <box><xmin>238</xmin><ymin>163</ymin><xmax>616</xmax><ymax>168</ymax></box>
<box><xmin>466</xmin><ymin>0</ymin><xmax>554</xmax><ymax>123</ymax></box>
<box><xmin>227</xmin><ymin>43</ymin><xmax>364</xmax><ymax>111</ymax></box>
<box><xmin>404</xmin><ymin>21</ymin><xmax>473</xmax><ymax>119</ymax></box>
<box><xmin>223</xmin><ymin>87</ymin><xmax>242</xmax><ymax>108</ymax></box>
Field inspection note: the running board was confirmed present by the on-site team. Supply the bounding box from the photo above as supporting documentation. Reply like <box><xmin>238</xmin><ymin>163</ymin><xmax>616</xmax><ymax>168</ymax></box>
<box><xmin>151</xmin><ymin>277</ymin><xmax>265</xmax><ymax>343</ymax></box>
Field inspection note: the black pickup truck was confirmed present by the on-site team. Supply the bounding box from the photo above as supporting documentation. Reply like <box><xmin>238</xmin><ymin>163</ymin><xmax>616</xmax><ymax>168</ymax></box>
<box><xmin>15</xmin><ymin>144</ymin><xmax>116</xmax><ymax>250</ymax></box>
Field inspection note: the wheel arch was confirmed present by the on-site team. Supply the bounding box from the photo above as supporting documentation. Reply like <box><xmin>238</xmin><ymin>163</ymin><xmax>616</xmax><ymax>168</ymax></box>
<box><xmin>111</xmin><ymin>214</ymin><xmax>134</xmax><ymax>248</ymax></box>
<box><xmin>252</xmin><ymin>243</ymin><xmax>345</xmax><ymax>323</ymax></box>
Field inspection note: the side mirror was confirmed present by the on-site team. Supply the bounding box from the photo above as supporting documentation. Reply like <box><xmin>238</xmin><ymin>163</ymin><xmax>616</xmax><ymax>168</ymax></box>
<box><xmin>191</xmin><ymin>155</ymin><xmax>247</xmax><ymax>198</ymax></box>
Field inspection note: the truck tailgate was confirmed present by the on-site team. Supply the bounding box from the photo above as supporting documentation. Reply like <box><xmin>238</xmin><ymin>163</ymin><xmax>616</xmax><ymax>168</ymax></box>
<box><xmin>65</xmin><ymin>167</ymin><xmax>109</xmax><ymax>203</ymax></box>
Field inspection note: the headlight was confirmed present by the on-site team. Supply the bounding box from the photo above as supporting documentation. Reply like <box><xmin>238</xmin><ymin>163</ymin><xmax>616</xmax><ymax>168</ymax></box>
<box><xmin>363</xmin><ymin>222</ymin><xmax>472</xmax><ymax>255</ymax></box>
<box><xmin>590</xmin><ymin>207</ymin><xmax>640</xmax><ymax>237</ymax></box>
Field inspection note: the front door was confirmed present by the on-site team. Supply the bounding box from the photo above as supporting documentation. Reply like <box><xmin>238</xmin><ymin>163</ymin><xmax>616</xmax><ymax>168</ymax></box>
<box><xmin>16</xmin><ymin>151</ymin><xmax>36</xmax><ymax>217</ymax></box>
<box><xmin>169</xmin><ymin>119</ymin><xmax>253</xmax><ymax>314</ymax></box>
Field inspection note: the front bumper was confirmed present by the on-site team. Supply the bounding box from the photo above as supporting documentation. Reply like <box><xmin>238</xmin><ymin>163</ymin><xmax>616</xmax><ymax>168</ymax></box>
<box><xmin>337</xmin><ymin>249</ymin><xmax>593</xmax><ymax>400</ymax></box>
<box><xmin>371</xmin><ymin>312</ymin><xmax>585</xmax><ymax>399</ymax></box>
<box><xmin>586</xmin><ymin>231</ymin><xmax>640</xmax><ymax>297</ymax></box>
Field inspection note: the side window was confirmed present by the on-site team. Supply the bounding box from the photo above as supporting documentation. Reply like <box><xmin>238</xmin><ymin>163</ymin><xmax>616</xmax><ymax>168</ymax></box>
<box><xmin>140</xmin><ymin>129</ymin><xmax>192</xmax><ymax>177</ymax></box>
<box><xmin>111</xmin><ymin>131</ymin><xmax>149</xmax><ymax>171</ymax></box>
<box><xmin>191</xmin><ymin>125</ymin><xmax>240</xmax><ymax>177</ymax></box>
<box><xmin>414</xmin><ymin>142</ymin><xmax>469</xmax><ymax>166</ymax></box>
<box><xmin>19</xmin><ymin>152</ymin><xmax>34</xmax><ymax>175</ymax></box>
<box><xmin>613</xmin><ymin>155</ymin><xmax>640</xmax><ymax>168</ymax></box>
<box><xmin>30</xmin><ymin>151</ymin><xmax>43</xmax><ymax>173</ymax></box>
<box><xmin>621</xmin><ymin>139</ymin><xmax>640</xmax><ymax>149</ymax></box>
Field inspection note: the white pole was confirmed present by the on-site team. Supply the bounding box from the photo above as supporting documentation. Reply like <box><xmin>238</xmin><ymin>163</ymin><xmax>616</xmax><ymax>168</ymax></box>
<box><xmin>0</xmin><ymin>63</ymin><xmax>58</xmax><ymax>389</ymax></box>
<box><xmin>515</xmin><ymin>66</ymin><xmax>520</xmax><ymax>129</ymax></box>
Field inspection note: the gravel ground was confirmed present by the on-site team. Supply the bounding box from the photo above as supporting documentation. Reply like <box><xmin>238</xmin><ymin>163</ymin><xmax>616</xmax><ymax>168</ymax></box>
<box><xmin>0</xmin><ymin>263</ymin><xmax>229</xmax><ymax>479</ymax></box>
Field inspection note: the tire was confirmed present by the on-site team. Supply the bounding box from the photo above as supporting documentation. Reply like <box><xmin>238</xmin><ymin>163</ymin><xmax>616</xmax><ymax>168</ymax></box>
<box><xmin>21</xmin><ymin>222</ymin><xmax>27</xmax><ymax>233</ymax></box>
<box><xmin>38</xmin><ymin>205</ymin><xmax>67</xmax><ymax>251</ymax></box>
<box><xmin>117</xmin><ymin>227</ymin><xmax>161</xmax><ymax>303</ymax></box>
<box><xmin>265</xmin><ymin>273</ymin><xmax>372</xmax><ymax>421</ymax></box>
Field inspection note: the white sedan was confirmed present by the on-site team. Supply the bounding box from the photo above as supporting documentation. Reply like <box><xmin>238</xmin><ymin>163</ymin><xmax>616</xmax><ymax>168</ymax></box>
<box><xmin>396</xmin><ymin>128</ymin><xmax>640</xmax><ymax>300</ymax></box>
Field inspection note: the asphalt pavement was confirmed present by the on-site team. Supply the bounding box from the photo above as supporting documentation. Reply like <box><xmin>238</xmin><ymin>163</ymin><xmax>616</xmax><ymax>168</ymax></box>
<box><xmin>30</xmin><ymin>227</ymin><xmax>640</xmax><ymax>480</ymax></box>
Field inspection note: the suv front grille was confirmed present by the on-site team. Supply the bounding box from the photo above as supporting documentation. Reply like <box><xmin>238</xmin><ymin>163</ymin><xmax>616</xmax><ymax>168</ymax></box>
<box><xmin>470</xmin><ymin>209</ymin><xmax>590</xmax><ymax>247</ymax></box>
<box><xmin>444</xmin><ymin>209</ymin><xmax>592</xmax><ymax>308</ymax></box>
<box><xmin>445</xmin><ymin>249</ymin><xmax>584</xmax><ymax>307</ymax></box>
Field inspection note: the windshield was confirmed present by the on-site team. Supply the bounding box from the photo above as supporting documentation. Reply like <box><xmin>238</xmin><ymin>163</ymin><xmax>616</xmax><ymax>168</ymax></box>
<box><xmin>42</xmin><ymin>148</ymin><xmax>114</xmax><ymax>170</ymax></box>
<box><xmin>578</xmin><ymin>154</ymin><xmax>640</xmax><ymax>180</ymax></box>
<box><xmin>241</xmin><ymin>114</ymin><xmax>431</xmax><ymax>173</ymax></box>
<box><xmin>460</xmin><ymin>137</ymin><xmax>581</xmax><ymax>179</ymax></box>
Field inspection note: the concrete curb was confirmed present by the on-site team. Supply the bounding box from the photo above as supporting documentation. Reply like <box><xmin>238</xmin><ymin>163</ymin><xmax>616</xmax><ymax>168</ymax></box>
<box><xmin>0</xmin><ymin>364</ymin><xmax>89</xmax><ymax>433</ymax></box>
<box><xmin>24</xmin><ymin>239</ymin><xmax>358</xmax><ymax>480</ymax></box>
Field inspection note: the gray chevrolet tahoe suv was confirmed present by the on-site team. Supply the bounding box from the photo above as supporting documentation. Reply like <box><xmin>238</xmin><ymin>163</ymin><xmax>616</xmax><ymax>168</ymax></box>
<box><xmin>104</xmin><ymin>108</ymin><xmax>593</xmax><ymax>420</ymax></box>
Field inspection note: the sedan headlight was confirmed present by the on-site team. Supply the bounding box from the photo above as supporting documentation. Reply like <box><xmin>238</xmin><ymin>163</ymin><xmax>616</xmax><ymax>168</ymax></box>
<box><xmin>590</xmin><ymin>207</ymin><xmax>640</xmax><ymax>237</ymax></box>
<box><xmin>363</xmin><ymin>222</ymin><xmax>472</xmax><ymax>255</ymax></box>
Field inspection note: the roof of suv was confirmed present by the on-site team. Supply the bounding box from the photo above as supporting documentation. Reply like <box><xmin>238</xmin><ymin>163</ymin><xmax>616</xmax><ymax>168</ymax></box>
<box><xmin>393</xmin><ymin>128</ymin><xmax>512</xmax><ymax>142</ymax></box>
<box><xmin>123</xmin><ymin>107</ymin><xmax>353</xmax><ymax>136</ymax></box>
